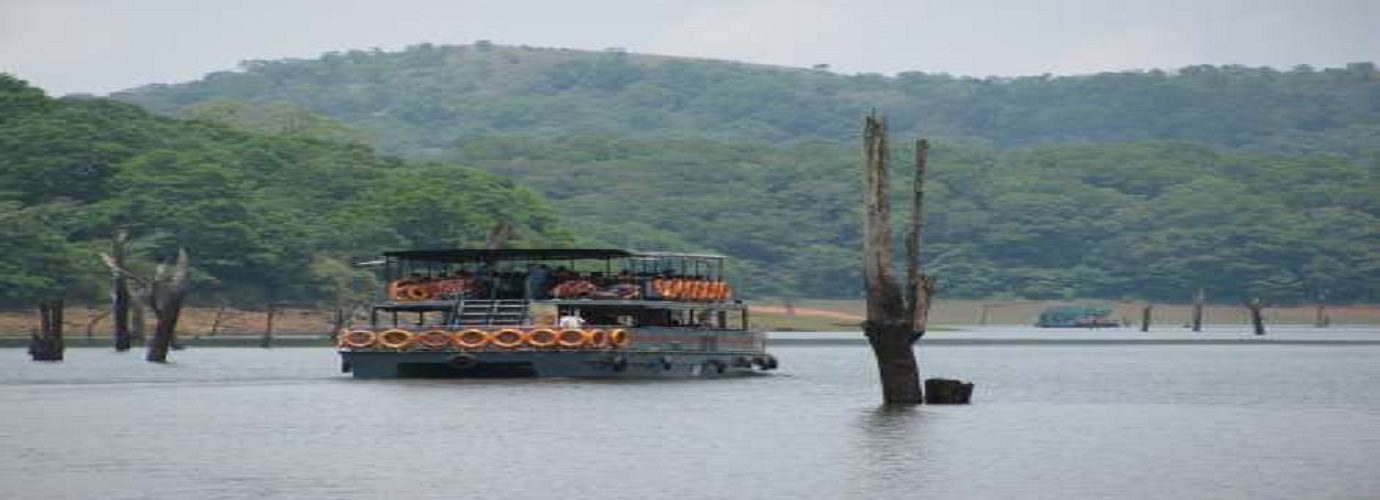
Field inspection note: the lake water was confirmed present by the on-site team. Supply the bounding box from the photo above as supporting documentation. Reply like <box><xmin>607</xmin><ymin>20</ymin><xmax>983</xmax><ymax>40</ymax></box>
<box><xmin>4</xmin><ymin>327</ymin><xmax>1380</xmax><ymax>500</ymax></box>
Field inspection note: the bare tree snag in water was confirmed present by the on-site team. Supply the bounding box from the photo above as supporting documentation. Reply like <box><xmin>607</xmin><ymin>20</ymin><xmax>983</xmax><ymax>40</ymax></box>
<box><xmin>146</xmin><ymin>250</ymin><xmax>191</xmax><ymax>362</ymax></box>
<box><xmin>111</xmin><ymin>228</ymin><xmax>133</xmax><ymax>351</ymax></box>
<box><xmin>103</xmin><ymin>248</ymin><xmax>192</xmax><ymax>362</ymax></box>
<box><xmin>861</xmin><ymin>114</ymin><xmax>937</xmax><ymax>405</ymax></box>
<box><xmin>30</xmin><ymin>299</ymin><xmax>65</xmax><ymax>361</ymax></box>
<box><xmin>1140</xmin><ymin>304</ymin><xmax>1153</xmax><ymax>332</ymax></box>
<box><xmin>1191</xmin><ymin>287</ymin><xmax>1205</xmax><ymax>332</ymax></box>
<box><xmin>1246</xmin><ymin>298</ymin><xmax>1266</xmax><ymax>336</ymax></box>
<box><xmin>260</xmin><ymin>303</ymin><xmax>279</xmax><ymax>348</ymax></box>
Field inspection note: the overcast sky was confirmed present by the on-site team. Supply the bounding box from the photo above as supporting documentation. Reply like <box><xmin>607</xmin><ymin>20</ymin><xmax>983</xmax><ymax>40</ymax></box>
<box><xmin>2</xmin><ymin>0</ymin><xmax>1377</xmax><ymax>96</ymax></box>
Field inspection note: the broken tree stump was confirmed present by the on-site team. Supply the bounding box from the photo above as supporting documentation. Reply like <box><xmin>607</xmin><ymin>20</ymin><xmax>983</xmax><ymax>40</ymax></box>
<box><xmin>30</xmin><ymin>299</ymin><xmax>65</xmax><ymax>361</ymax></box>
<box><xmin>1140</xmin><ymin>304</ymin><xmax>1152</xmax><ymax>332</ymax></box>
<box><xmin>924</xmin><ymin>378</ymin><xmax>974</xmax><ymax>404</ymax></box>
<box><xmin>1191</xmin><ymin>287</ymin><xmax>1205</xmax><ymax>332</ymax></box>
<box><xmin>1246</xmin><ymin>298</ymin><xmax>1266</xmax><ymax>336</ymax></box>
<box><xmin>261</xmin><ymin>303</ymin><xmax>279</xmax><ymax>348</ymax></box>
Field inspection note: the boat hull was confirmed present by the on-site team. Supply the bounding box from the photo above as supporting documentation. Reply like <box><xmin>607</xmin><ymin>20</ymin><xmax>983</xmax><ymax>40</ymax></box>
<box><xmin>340</xmin><ymin>349</ymin><xmax>773</xmax><ymax>379</ymax></box>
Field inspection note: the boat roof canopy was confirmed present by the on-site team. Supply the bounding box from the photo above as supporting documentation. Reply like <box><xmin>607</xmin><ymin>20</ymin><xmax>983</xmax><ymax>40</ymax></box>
<box><xmin>383</xmin><ymin>248</ymin><xmax>726</xmax><ymax>263</ymax></box>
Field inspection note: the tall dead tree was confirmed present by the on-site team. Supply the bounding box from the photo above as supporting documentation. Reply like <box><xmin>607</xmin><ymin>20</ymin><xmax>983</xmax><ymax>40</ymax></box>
<box><xmin>103</xmin><ymin>248</ymin><xmax>192</xmax><ymax>362</ymax></box>
<box><xmin>110</xmin><ymin>228</ymin><xmax>133</xmax><ymax>351</ymax></box>
<box><xmin>862</xmin><ymin>114</ymin><xmax>936</xmax><ymax>405</ymax></box>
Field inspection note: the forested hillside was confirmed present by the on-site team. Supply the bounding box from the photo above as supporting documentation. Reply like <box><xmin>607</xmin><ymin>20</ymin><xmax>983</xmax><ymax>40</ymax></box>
<box><xmin>445</xmin><ymin>135</ymin><xmax>1380</xmax><ymax>303</ymax></box>
<box><xmin>103</xmin><ymin>43</ymin><xmax>1380</xmax><ymax>304</ymax></box>
<box><xmin>13</xmin><ymin>43</ymin><xmax>1380</xmax><ymax>305</ymax></box>
<box><xmin>114</xmin><ymin>43</ymin><xmax>1380</xmax><ymax>159</ymax></box>
<box><xmin>0</xmin><ymin>75</ymin><xmax>567</xmax><ymax>306</ymax></box>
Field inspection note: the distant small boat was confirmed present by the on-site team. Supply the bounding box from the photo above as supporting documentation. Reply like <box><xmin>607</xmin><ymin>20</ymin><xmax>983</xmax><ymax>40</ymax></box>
<box><xmin>1034</xmin><ymin>305</ymin><xmax>1121</xmax><ymax>328</ymax></box>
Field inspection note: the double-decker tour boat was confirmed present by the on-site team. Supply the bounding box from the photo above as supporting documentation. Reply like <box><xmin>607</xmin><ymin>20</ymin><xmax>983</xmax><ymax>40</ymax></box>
<box><xmin>336</xmin><ymin>248</ymin><xmax>777</xmax><ymax>378</ymax></box>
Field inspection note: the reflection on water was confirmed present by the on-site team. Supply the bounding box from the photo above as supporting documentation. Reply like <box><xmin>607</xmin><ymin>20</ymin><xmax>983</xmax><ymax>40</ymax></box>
<box><xmin>4</xmin><ymin>336</ymin><xmax>1380</xmax><ymax>500</ymax></box>
<box><xmin>854</xmin><ymin>406</ymin><xmax>932</xmax><ymax>495</ymax></box>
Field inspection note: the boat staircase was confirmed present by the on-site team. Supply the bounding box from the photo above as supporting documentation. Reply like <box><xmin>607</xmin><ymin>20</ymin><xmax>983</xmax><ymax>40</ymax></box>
<box><xmin>449</xmin><ymin>299</ymin><xmax>530</xmax><ymax>327</ymax></box>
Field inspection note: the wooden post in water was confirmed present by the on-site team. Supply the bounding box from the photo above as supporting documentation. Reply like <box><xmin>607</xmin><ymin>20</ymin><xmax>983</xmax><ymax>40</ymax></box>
<box><xmin>261</xmin><ymin>303</ymin><xmax>278</xmax><ymax>348</ymax></box>
<box><xmin>861</xmin><ymin>114</ymin><xmax>940</xmax><ymax>405</ymax></box>
<box><xmin>111</xmin><ymin>228</ymin><xmax>133</xmax><ymax>351</ymax></box>
<box><xmin>1140</xmin><ymin>304</ymin><xmax>1152</xmax><ymax>332</ymax></box>
<box><xmin>30</xmin><ymin>299</ymin><xmax>65</xmax><ymax>361</ymax></box>
<box><xmin>1191</xmin><ymin>287</ymin><xmax>1205</xmax><ymax>332</ymax></box>
<box><xmin>1246</xmin><ymin>298</ymin><xmax>1266</xmax><ymax>335</ymax></box>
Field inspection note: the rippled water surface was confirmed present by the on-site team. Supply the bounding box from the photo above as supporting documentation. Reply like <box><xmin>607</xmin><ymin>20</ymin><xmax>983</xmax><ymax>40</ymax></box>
<box><xmin>4</xmin><ymin>327</ymin><xmax>1380</xmax><ymax>500</ymax></box>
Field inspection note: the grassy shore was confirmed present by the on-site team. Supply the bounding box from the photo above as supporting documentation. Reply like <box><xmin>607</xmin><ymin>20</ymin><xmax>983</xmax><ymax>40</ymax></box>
<box><xmin>1</xmin><ymin>299</ymin><xmax>1376</xmax><ymax>337</ymax></box>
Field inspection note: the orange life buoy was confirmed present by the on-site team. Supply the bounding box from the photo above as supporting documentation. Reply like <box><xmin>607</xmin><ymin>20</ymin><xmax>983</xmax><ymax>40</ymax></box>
<box><xmin>416</xmin><ymin>330</ymin><xmax>450</xmax><ymax>349</ymax></box>
<box><xmin>526</xmin><ymin>328</ymin><xmax>558</xmax><ymax>348</ymax></box>
<box><xmin>585</xmin><ymin>329</ymin><xmax>608</xmax><ymax>348</ymax></box>
<box><xmin>453</xmin><ymin>329</ymin><xmax>491</xmax><ymax>349</ymax></box>
<box><xmin>401</xmin><ymin>285</ymin><xmax>433</xmax><ymax>301</ymax></box>
<box><xmin>608</xmin><ymin>329</ymin><xmax>630</xmax><ymax>348</ymax></box>
<box><xmin>556</xmin><ymin>329</ymin><xmax>586</xmax><ymax>348</ymax></box>
<box><xmin>340</xmin><ymin>330</ymin><xmax>376</xmax><ymax>349</ymax></box>
<box><xmin>491</xmin><ymin>329</ymin><xmax>524</xmax><ymax>348</ymax></box>
<box><xmin>378</xmin><ymin>329</ymin><xmax>414</xmax><ymax>349</ymax></box>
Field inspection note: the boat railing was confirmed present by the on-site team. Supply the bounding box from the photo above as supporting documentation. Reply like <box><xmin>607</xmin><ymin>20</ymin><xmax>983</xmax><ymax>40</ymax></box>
<box><xmin>383</xmin><ymin>274</ymin><xmax>734</xmax><ymax>303</ymax></box>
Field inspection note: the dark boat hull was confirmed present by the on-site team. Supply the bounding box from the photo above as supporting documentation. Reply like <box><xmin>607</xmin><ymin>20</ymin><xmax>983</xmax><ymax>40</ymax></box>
<box><xmin>341</xmin><ymin>349</ymin><xmax>774</xmax><ymax>379</ymax></box>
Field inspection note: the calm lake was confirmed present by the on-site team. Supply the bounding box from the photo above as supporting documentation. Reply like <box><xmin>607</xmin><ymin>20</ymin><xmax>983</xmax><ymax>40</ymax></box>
<box><xmin>4</xmin><ymin>326</ymin><xmax>1380</xmax><ymax>500</ymax></box>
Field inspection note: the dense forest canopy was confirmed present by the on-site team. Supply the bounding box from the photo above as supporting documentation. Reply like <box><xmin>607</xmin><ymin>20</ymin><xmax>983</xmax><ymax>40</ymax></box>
<box><xmin>5</xmin><ymin>42</ymin><xmax>1379</xmax><ymax>306</ymax></box>
<box><xmin>0</xmin><ymin>74</ymin><xmax>568</xmax><ymax>306</ymax></box>
<box><xmin>114</xmin><ymin>43</ymin><xmax>1380</xmax><ymax>159</ymax></box>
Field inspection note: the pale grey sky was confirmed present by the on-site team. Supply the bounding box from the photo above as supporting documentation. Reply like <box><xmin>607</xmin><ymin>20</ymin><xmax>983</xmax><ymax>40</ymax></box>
<box><xmin>2</xmin><ymin>0</ymin><xmax>1377</xmax><ymax>95</ymax></box>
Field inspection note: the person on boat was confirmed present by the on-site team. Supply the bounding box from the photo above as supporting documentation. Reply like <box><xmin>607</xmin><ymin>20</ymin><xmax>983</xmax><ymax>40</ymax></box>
<box><xmin>526</xmin><ymin>263</ymin><xmax>552</xmax><ymax>299</ymax></box>
<box><xmin>558</xmin><ymin>310</ymin><xmax>586</xmax><ymax>329</ymax></box>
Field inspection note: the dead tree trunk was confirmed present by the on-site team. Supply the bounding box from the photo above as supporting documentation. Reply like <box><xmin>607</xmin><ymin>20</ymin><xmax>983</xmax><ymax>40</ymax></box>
<box><xmin>1314</xmin><ymin>304</ymin><xmax>1328</xmax><ymax>328</ymax></box>
<box><xmin>111</xmin><ymin>228</ymin><xmax>133</xmax><ymax>351</ymax></box>
<box><xmin>105</xmin><ymin>248</ymin><xmax>191</xmax><ymax>362</ymax></box>
<box><xmin>30</xmin><ymin>299</ymin><xmax>65</xmax><ymax>361</ymax></box>
<box><xmin>861</xmin><ymin>114</ymin><xmax>937</xmax><ymax>405</ymax></box>
<box><xmin>260</xmin><ymin>303</ymin><xmax>278</xmax><ymax>348</ymax></box>
<box><xmin>1140</xmin><ymin>304</ymin><xmax>1152</xmax><ymax>332</ymax></box>
<box><xmin>145</xmin><ymin>249</ymin><xmax>191</xmax><ymax>362</ymax></box>
<box><xmin>1191</xmin><ymin>287</ymin><xmax>1205</xmax><ymax>332</ymax></box>
<box><xmin>1246</xmin><ymin>298</ymin><xmax>1266</xmax><ymax>336</ymax></box>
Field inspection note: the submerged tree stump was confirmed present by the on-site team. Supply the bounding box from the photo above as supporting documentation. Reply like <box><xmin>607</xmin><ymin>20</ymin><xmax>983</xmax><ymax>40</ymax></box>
<box><xmin>1247</xmin><ymin>298</ymin><xmax>1266</xmax><ymax>336</ymax></box>
<box><xmin>30</xmin><ymin>299</ymin><xmax>65</xmax><ymax>361</ymax></box>
<box><xmin>924</xmin><ymin>378</ymin><xmax>974</xmax><ymax>404</ymax></box>
<box><xmin>1191</xmin><ymin>287</ymin><xmax>1205</xmax><ymax>332</ymax></box>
